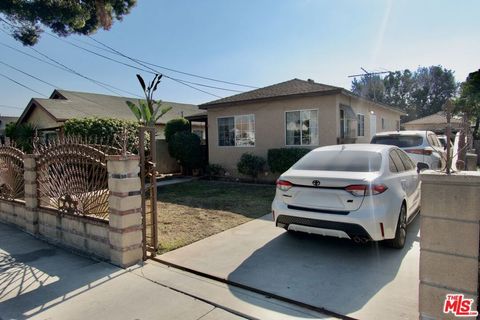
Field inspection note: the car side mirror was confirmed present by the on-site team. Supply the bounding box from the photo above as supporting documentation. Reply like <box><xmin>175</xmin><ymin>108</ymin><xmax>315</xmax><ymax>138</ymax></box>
<box><xmin>417</xmin><ymin>162</ymin><xmax>429</xmax><ymax>173</ymax></box>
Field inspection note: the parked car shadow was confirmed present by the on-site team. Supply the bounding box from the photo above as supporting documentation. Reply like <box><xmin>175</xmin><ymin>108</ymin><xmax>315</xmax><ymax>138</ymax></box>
<box><xmin>226</xmin><ymin>216</ymin><xmax>420</xmax><ymax>319</ymax></box>
<box><xmin>0</xmin><ymin>223</ymin><xmax>133</xmax><ymax>319</ymax></box>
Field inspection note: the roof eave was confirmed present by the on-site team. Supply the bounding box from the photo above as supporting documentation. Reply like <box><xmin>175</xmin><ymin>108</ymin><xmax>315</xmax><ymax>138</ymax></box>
<box><xmin>199</xmin><ymin>89</ymin><xmax>343</xmax><ymax>109</ymax></box>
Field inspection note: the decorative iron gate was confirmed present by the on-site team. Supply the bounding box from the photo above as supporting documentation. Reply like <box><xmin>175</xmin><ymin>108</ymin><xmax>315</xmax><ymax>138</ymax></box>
<box><xmin>0</xmin><ymin>144</ymin><xmax>25</xmax><ymax>200</ymax></box>
<box><xmin>35</xmin><ymin>137</ymin><xmax>110</xmax><ymax>220</ymax></box>
<box><xmin>139</xmin><ymin>127</ymin><xmax>158</xmax><ymax>259</ymax></box>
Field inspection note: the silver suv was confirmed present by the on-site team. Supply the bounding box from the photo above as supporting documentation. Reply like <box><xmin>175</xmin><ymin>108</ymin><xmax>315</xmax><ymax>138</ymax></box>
<box><xmin>371</xmin><ymin>130</ymin><xmax>446</xmax><ymax>169</ymax></box>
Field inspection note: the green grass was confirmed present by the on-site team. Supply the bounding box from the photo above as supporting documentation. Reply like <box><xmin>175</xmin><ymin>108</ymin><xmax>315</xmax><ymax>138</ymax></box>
<box><xmin>155</xmin><ymin>180</ymin><xmax>275</xmax><ymax>253</ymax></box>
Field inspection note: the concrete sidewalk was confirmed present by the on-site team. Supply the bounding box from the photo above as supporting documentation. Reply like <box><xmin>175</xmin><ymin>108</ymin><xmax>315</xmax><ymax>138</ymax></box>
<box><xmin>0</xmin><ymin>222</ymin><xmax>332</xmax><ymax>320</ymax></box>
<box><xmin>0</xmin><ymin>222</ymin><xmax>242</xmax><ymax>320</ymax></box>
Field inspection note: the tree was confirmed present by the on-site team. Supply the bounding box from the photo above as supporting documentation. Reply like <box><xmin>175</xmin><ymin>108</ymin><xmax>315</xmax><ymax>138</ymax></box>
<box><xmin>164</xmin><ymin>118</ymin><xmax>190</xmax><ymax>143</ymax></box>
<box><xmin>456</xmin><ymin>69</ymin><xmax>480</xmax><ymax>138</ymax></box>
<box><xmin>6</xmin><ymin>123</ymin><xmax>36</xmax><ymax>153</ymax></box>
<box><xmin>351</xmin><ymin>66</ymin><xmax>458</xmax><ymax>121</ymax></box>
<box><xmin>410</xmin><ymin>66</ymin><xmax>458</xmax><ymax>118</ymax></box>
<box><xmin>168</xmin><ymin>132</ymin><xmax>203</xmax><ymax>172</ymax></box>
<box><xmin>0</xmin><ymin>0</ymin><xmax>136</xmax><ymax>46</ymax></box>
<box><xmin>126</xmin><ymin>74</ymin><xmax>172</xmax><ymax>127</ymax></box>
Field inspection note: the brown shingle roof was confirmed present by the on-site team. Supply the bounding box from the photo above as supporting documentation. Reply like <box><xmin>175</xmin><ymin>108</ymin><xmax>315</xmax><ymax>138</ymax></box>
<box><xmin>18</xmin><ymin>90</ymin><xmax>199</xmax><ymax>125</ymax></box>
<box><xmin>200</xmin><ymin>79</ymin><xmax>341</xmax><ymax>108</ymax></box>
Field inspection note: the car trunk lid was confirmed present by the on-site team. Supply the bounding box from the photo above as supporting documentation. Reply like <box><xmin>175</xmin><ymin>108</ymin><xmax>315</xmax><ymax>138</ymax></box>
<box><xmin>279</xmin><ymin>170</ymin><xmax>380</xmax><ymax>212</ymax></box>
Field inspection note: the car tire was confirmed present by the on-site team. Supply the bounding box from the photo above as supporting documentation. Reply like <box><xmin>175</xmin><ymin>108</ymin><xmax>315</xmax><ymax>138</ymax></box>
<box><xmin>385</xmin><ymin>204</ymin><xmax>407</xmax><ymax>249</ymax></box>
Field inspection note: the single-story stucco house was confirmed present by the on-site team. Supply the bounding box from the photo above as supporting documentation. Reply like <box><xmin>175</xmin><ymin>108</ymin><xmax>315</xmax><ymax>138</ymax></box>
<box><xmin>194</xmin><ymin>78</ymin><xmax>405</xmax><ymax>178</ymax></box>
<box><xmin>402</xmin><ymin>111</ymin><xmax>463</xmax><ymax>133</ymax></box>
<box><xmin>17</xmin><ymin>89</ymin><xmax>205</xmax><ymax>139</ymax></box>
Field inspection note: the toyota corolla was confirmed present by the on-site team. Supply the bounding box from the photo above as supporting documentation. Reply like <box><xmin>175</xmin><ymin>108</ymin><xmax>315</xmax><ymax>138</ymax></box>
<box><xmin>271</xmin><ymin>144</ymin><xmax>421</xmax><ymax>248</ymax></box>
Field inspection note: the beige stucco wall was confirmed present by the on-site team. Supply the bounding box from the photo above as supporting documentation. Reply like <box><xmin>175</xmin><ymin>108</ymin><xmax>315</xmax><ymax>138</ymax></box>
<box><xmin>337</xmin><ymin>95</ymin><xmax>402</xmax><ymax>143</ymax></box>
<box><xmin>207</xmin><ymin>94</ymin><xmax>402</xmax><ymax>176</ymax></box>
<box><xmin>25</xmin><ymin>107</ymin><xmax>60</xmax><ymax>129</ymax></box>
<box><xmin>207</xmin><ymin>95</ymin><xmax>337</xmax><ymax>174</ymax></box>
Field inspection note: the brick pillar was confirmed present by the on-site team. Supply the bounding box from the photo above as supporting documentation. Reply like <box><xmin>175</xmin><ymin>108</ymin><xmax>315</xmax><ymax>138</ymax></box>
<box><xmin>23</xmin><ymin>154</ymin><xmax>39</xmax><ymax>235</ymax></box>
<box><xmin>107</xmin><ymin>155</ymin><xmax>143</xmax><ymax>268</ymax></box>
<box><xmin>419</xmin><ymin>171</ymin><xmax>480</xmax><ymax>320</ymax></box>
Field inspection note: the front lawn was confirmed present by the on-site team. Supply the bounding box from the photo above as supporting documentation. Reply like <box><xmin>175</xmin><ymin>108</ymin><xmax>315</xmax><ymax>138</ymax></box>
<box><xmin>156</xmin><ymin>180</ymin><xmax>275</xmax><ymax>254</ymax></box>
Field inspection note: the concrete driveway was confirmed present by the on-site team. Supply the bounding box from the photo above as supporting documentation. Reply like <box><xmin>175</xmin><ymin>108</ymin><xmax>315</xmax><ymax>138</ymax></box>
<box><xmin>160</xmin><ymin>214</ymin><xmax>420</xmax><ymax>320</ymax></box>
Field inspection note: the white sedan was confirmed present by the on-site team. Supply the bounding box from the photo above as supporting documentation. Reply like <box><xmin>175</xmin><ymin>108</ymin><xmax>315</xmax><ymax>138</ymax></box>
<box><xmin>271</xmin><ymin>144</ymin><xmax>422</xmax><ymax>248</ymax></box>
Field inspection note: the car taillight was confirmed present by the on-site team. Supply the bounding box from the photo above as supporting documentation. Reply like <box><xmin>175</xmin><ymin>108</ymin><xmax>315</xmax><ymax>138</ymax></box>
<box><xmin>405</xmin><ymin>149</ymin><xmax>432</xmax><ymax>155</ymax></box>
<box><xmin>345</xmin><ymin>184</ymin><xmax>388</xmax><ymax>196</ymax></box>
<box><xmin>276</xmin><ymin>179</ymin><xmax>293</xmax><ymax>191</ymax></box>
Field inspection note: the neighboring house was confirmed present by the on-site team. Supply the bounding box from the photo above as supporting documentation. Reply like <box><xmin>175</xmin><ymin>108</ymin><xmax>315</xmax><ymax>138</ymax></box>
<box><xmin>403</xmin><ymin>111</ymin><xmax>463</xmax><ymax>133</ymax></box>
<box><xmin>17</xmin><ymin>89</ymin><xmax>204</xmax><ymax>139</ymax></box>
<box><xmin>0</xmin><ymin>116</ymin><xmax>19</xmax><ymax>142</ymax></box>
<box><xmin>195</xmin><ymin>78</ymin><xmax>405</xmax><ymax>177</ymax></box>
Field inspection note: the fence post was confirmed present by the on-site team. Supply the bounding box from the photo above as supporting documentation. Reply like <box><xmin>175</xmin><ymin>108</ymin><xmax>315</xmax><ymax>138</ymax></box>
<box><xmin>107</xmin><ymin>155</ymin><xmax>143</xmax><ymax>268</ymax></box>
<box><xmin>23</xmin><ymin>154</ymin><xmax>38</xmax><ymax>235</ymax></box>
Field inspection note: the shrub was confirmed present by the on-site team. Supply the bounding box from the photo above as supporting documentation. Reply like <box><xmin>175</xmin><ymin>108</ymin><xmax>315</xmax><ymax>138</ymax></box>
<box><xmin>7</xmin><ymin>123</ymin><xmax>36</xmax><ymax>153</ymax></box>
<box><xmin>168</xmin><ymin>132</ymin><xmax>203</xmax><ymax>170</ymax></box>
<box><xmin>164</xmin><ymin>118</ymin><xmax>190</xmax><ymax>143</ymax></box>
<box><xmin>64</xmin><ymin>117</ymin><xmax>140</xmax><ymax>145</ymax></box>
<box><xmin>267</xmin><ymin>148</ymin><xmax>311</xmax><ymax>173</ymax></box>
<box><xmin>206</xmin><ymin>164</ymin><xmax>225</xmax><ymax>177</ymax></box>
<box><xmin>237</xmin><ymin>153</ymin><xmax>266</xmax><ymax>179</ymax></box>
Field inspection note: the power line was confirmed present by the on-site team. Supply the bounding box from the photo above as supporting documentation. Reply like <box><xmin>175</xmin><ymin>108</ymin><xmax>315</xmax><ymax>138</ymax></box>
<box><xmin>0</xmin><ymin>60</ymin><xmax>59</xmax><ymax>88</ymax></box>
<box><xmin>0</xmin><ymin>27</ymin><xmax>143</xmax><ymax>98</ymax></box>
<box><xmin>0</xmin><ymin>72</ymin><xmax>47</xmax><ymax>97</ymax></box>
<box><xmin>62</xmin><ymin>33</ymin><xmax>258</xmax><ymax>89</ymax></box>
<box><xmin>87</xmin><ymin>36</ymin><xmax>223</xmax><ymax>99</ymax></box>
<box><xmin>0</xmin><ymin>104</ymin><xmax>24</xmax><ymax>110</ymax></box>
<box><xmin>44</xmin><ymin>32</ymin><xmax>244</xmax><ymax>93</ymax></box>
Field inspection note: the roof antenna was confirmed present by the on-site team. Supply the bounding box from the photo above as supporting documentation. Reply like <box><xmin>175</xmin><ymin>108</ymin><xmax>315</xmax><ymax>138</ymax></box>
<box><xmin>348</xmin><ymin>68</ymin><xmax>391</xmax><ymax>102</ymax></box>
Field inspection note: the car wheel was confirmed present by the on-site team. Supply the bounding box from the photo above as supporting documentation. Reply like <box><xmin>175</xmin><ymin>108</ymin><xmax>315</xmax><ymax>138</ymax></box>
<box><xmin>385</xmin><ymin>204</ymin><xmax>407</xmax><ymax>249</ymax></box>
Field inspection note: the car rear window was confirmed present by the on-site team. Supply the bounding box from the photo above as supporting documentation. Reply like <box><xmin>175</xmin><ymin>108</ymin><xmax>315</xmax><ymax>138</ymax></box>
<box><xmin>371</xmin><ymin>135</ymin><xmax>423</xmax><ymax>148</ymax></box>
<box><xmin>292</xmin><ymin>150</ymin><xmax>382</xmax><ymax>172</ymax></box>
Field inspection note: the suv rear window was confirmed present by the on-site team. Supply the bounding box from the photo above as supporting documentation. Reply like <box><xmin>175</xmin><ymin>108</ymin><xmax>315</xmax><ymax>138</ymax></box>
<box><xmin>371</xmin><ymin>135</ymin><xmax>423</xmax><ymax>148</ymax></box>
<box><xmin>292</xmin><ymin>150</ymin><xmax>382</xmax><ymax>172</ymax></box>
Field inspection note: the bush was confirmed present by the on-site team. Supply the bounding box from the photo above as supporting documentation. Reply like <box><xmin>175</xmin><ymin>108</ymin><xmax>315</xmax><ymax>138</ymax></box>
<box><xmin>168</xmin><ymin>132</ymin><xmax>203</xmax><ymax>170</ymax></box>
<box><xmin>237</xmin><ymin>153</ymin><xmax>266</xmax><ymax>179</ymax></box>
<box><xmin>64</xmin><ymin>117</ymin><xmax>140</xmax><ymax>145</ymax></box>
<box><xmin>164</xmin><ymin>118</ymin><xmax>190</xmax><ymax>143</ymax></box>
<box><xmin>7</xmin><ymin>123</ymin><xmax>36</xmax><ymax>153</ymax></box>
<box><xmin>206</xmin><ymin>164</ymin><xmax>225</xmax><ymax>177</ymax></box>
<box><xmin>267</xmin><ymin>148</ymin><xmax>311</xmax><ymax>173</ymax></box>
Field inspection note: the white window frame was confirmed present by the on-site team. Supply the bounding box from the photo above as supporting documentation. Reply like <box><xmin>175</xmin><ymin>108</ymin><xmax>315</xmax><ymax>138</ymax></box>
<box><xmin>284</xmin><ymin>109</ymin><xmax>319</xmax><ymax>146</ymax></box>
<box><xmin>357</xmin><ymin>113</ymin><xmax>365</xmax><ymax>137</ymax></box>
<box><xmin>217</xmin><ymin>114</ymin><xmax>255</xmax><ymax>147</ymax></box>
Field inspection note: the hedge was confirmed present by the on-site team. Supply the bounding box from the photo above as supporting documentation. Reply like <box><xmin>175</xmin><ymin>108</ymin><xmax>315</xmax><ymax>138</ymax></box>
<box><xmin>267</xmin><ymin>148</ymin><xmax>311</xmax><ymax>173</ymax></box>
<box><xmin>237</xmin><ymin>153</ymin><xmax>266</xmax><ymax>178</ymax></box>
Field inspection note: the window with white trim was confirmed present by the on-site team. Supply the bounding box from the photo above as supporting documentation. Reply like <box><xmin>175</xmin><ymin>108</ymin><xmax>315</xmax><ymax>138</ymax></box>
<box><xmin>217</xmin><ymin>114</ymin><xmax>255</xmax><ymax>147</ymax></box>
<box><xmin>357</xmin><ymin>114</ymin><xmax>365</xmax><ymax>137</ymax></box>
<box><xmin>285</xmin><ymin>110</ymin><xmax>318</xmax><ymax>146</ymax></box>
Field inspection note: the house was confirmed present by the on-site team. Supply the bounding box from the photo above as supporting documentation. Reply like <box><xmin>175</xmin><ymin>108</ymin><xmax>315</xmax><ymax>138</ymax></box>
<box><xmin>195</xmin><ymin>78</ymin><xmax>405</xmax><ymax>177</ymax></box>
<box><xmin>17</xmin><ymin>89</ymin><xmax>204</xmax><ymax>139</ymax></box>
<box><xmin>402</xmin><ymin>111</ymin><xmax>463</xmax><ymax>133</ymax></box>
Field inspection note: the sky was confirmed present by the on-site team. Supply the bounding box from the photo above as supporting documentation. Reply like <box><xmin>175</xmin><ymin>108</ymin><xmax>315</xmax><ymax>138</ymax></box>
<box><xmin>0</xmin><ymin>0</ymin><xmax>479</xmax><ymax>117</ymax></box>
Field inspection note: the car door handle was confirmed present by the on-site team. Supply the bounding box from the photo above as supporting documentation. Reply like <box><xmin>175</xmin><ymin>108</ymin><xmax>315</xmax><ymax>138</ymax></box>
<box><xmin>400</xmin><ymin>179</ymin><xmax>407</xmax><ymax>189</ymax></box>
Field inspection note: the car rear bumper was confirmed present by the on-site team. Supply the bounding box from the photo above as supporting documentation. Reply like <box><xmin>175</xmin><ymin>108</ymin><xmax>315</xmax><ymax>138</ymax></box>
<box><xmin>272</xmin><ymin>198</ymin><xmax>398</xmax><ymax>241</ymax></box>
<box><xmin>276</xmin><ymin>214</ymin><xmax>372</xmax><ymax>240</ymax></box>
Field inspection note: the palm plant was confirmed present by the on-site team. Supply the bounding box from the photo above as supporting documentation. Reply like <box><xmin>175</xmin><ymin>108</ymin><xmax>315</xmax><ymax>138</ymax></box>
<box><xmin>126</xmin><ymin>74</ymin><xmax>172</xmax><ymax>127</ymax></box>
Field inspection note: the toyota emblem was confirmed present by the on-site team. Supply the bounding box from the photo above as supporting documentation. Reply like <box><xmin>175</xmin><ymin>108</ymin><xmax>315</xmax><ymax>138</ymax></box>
<box><xmin>312</xmin><ymin>180</ymin><xmax>321</xmax><ymax>187</ymax></box>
